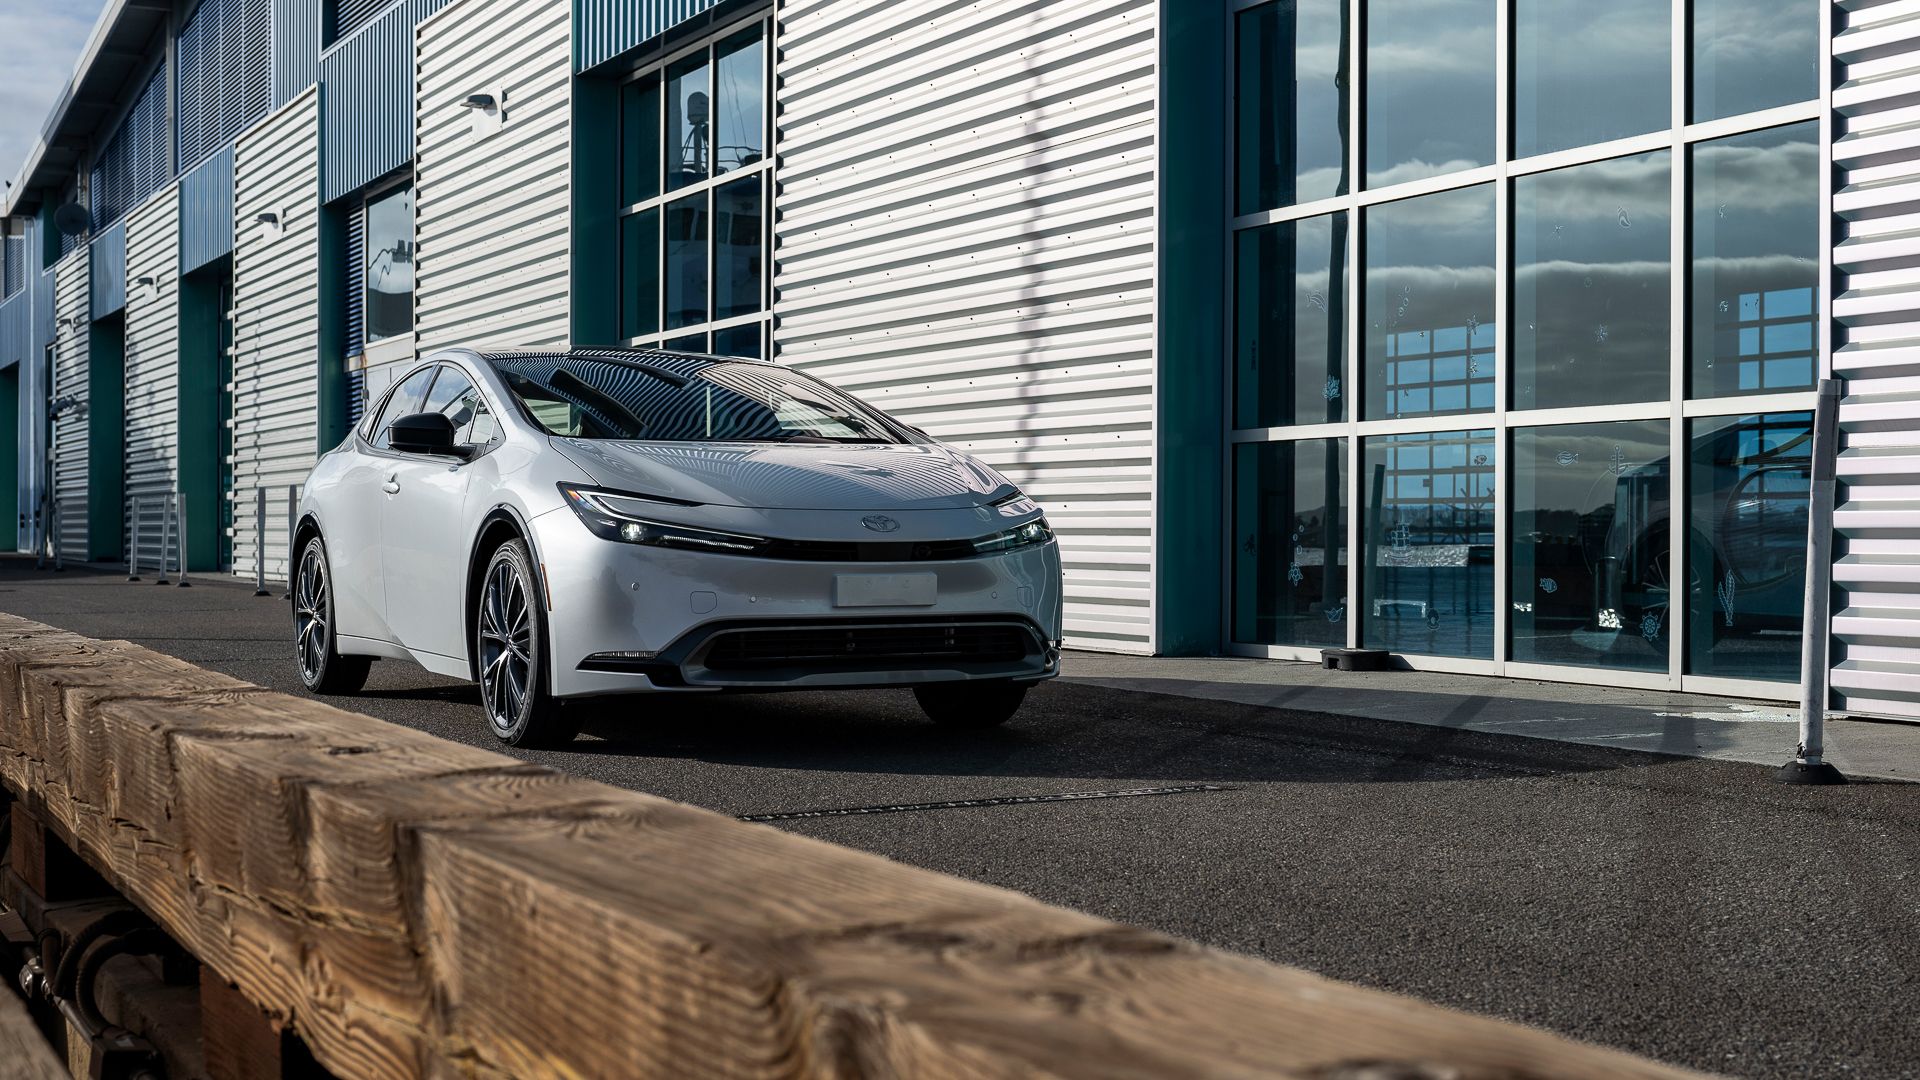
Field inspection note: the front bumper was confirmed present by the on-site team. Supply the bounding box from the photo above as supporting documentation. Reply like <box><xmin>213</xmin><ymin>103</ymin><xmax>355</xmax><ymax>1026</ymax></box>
<box><xmin>529</xmin><ymin>507</ymin><xmax>1065</xmax><ymax>697</ymax></box>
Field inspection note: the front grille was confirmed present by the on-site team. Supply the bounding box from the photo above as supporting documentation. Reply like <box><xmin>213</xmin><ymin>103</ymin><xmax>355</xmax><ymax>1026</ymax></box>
<box><xmin>757</xmin><ymin>537</ymin><xmax>980</xmax><ymax>562</ymax></box>
<box><xmin>702</xmin><ymin>623</ymin><xmax>1035</xmax><ymax>671</ymax></box>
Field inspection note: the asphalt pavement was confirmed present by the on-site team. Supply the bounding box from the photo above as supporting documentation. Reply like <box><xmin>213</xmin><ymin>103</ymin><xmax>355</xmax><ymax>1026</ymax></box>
<box><xmin>1</xmin><ymin>557</ymin><xmax>1915</xmax><ymax>1079</ymax></box>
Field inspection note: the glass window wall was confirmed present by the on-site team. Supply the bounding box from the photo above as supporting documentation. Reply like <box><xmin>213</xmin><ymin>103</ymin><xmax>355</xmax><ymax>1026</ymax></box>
<box><xmin>617</xmin><ymin>16</ymin><xmax>772</xmax><ymax>354</ymax></box>
<box><xmin>1233</xmin><ymin>440</ymin><xmax>1349</xmax><ymax>647</ymax></box>
<box><xmin>364</xmin><ymin>183</ymin><xmax>414</xmax><ymax>343</ymax></box>
<box><xmin>1229</xmin><ymin>0</ymin><xmax>1823</xmax><ymax>693</ymax></box>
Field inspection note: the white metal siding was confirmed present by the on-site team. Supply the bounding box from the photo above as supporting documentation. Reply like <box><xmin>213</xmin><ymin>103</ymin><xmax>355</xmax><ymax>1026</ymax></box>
<box><xmin>125</xmin><ymin>185</ymin><xmax>181</xmax><ymax>570</ymax></box>
<box><xmin>773</xmin><ymin>0</ymin><xmax>1159</xmax><ymax>652</ymax></box>
<box><xmin>414</xmin><ymin>0</ymin><xmax>572</xmax><ymax>353</ymax></box>
<box><xmin>232</xmin><ymin>87</ymin><xmax>321</xmax><ymax>584</ymax></box>
<box><xmin>51</xmin><ymin>251</ymin><xmax>90</xmax><ymax>561</ymax></box>
<box><xmin>1831</xmin><ymin>0</ymin><xmax>1920</xmax><ymax>719</ymax></box>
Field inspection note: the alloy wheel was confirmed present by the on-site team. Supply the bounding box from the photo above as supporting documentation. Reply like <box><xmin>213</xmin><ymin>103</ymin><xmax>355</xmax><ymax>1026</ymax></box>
<box><xmin>479</xmin><ymin>556</ymin><xmax>535</xmax><ymax>733</ymax></box>
<box><xmin>294</xmin><ymin>545</ymin><xmax>330</xmax><ymax>682</ymax></box>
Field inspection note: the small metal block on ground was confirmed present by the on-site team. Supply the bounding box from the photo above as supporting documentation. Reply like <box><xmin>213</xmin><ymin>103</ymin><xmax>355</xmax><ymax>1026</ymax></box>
<box><xmin>1322</xmin><ymin>648</ymin><xmax>1391</xmax><ymax>672</ymax></box>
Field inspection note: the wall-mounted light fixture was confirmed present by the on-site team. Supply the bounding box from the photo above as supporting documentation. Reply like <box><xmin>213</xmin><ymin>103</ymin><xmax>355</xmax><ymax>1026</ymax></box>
<box><xmin>461</xmin><ymin>87</ymin><xmax>506</xmax><ymax>140</ymax></box>
<box><xmin>254</xmin><ymin>208</ymin><xmax>283</xmax><ymax>243</ymax></box>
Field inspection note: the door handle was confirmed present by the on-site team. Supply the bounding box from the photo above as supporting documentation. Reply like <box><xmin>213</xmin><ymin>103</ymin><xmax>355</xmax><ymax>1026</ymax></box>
<box><xmin>382</xmin><ymin>474</ymin><xmax>401</xmax><ymax>495</ymax></box>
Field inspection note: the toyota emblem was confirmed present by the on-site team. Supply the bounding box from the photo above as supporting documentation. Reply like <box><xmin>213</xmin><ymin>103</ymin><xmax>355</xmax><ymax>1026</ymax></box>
<box><xmin>861</xmin><ymin>515</ymin><xmax>901</xmax><ymax>533</ymax></box>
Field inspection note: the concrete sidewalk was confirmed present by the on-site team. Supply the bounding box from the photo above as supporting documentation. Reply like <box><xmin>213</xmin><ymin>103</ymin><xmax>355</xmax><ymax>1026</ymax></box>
<box><xmin>1062</xmin><ymin>652</ymin><xmax>1919</xmax><ymax>783</ymax></box>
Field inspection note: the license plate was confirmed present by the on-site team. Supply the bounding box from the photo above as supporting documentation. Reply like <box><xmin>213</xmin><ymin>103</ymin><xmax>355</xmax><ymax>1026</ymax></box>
<box><xmin>834</xmin><ymin>573</ymin><xmax>937</xmax><ymax>607</ymax></box>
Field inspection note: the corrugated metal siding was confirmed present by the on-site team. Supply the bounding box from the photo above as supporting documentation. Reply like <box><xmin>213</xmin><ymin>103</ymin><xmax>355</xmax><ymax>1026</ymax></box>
<box><xmin>90</xmin><ymin>221</ymin><xmax>127</xmax><ymax>318</ymax></box>
<box><xmin>1831</xmin><ymin>2</ymin><xmax>1920</xmax><ymax>719</ymax></box>
<box><xmin>52</xmin><ymin>251</ymin><xmax>90</xmax><ymax>561</ymax></box>
<box><xmin>414</xmin><ymin>0</ymin><xmax>571</xmax><ymax>351</ymax></box>
<box><xmin>124</xmin><ymin>185</ymin><xmax>182</xmax><ymax>571</ymax></box>
<box><xmin>178</xmin><ymin>0</ymin><xmax>274</xmax><ymax>170</ymax></box>
<box><xmin>318</xmin><ymin>0</ymin><xmax>452</xmax><ymax>202</ymax></box>
<box><xmin>773</xmin><ymin>0</ymin><xmax>1159</xmax><ymax>652</ymax></box>
<box><xmin>0</xmin><ymin>295</ymin><xmax>26</xmax><ymax>368</ymax></box>
<box><xmin>332</xmin><ymin>0</ymin><xmax>400</xmax><ymax>42</ymax></box>
<box><xmin>344</xmin><ymin>201</ymin><xmax>365</xmax><ymax>352</ymax></box>
<box><xmin>274</xmin><ymin>0</ymin><xmax>323</xmax><ymax>104</ymax></box>
<box><xmin>2</xmin><ymin>236</ymin><xmax>21</xmax><ymax>300</ymax></box>
<box><xmin>91</xmin><ymin>69</ymin><xmax>170</xmax><ymax>230</ymax></box>
<box><xmin>232</xmin><ymin>88</ymin><xmax>322</xmax><ymax>584</ymax></box>
<box><xmin>576</xmin><ymin>0</ymin><xmax>726</xmax><ymax>72</ymax></box>
<box><xmin>179</xmin><ymin>144</ymin><xmax>236</xmax><ymax>273</ymax></box>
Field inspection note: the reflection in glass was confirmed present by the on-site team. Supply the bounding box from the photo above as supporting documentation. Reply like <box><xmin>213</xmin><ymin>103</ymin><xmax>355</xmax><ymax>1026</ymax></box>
<box><xmin>1360</xmin><ymin>431</ymin><xmax>1495</xmax><ymax>657</ymax></box>
<box><xmin>1514</xmin><ymin>0</ymin><xmax>1668</xmax><ymax>158</ymax></box>
<box><xmin>620</xmin><ymin>208</ymin><xmax>659</xmax><ymax>340</ymax></box>
<box><xmin>665</xmin><ymin>333</ymin><xmax>707</xmax><ymax>352</ymax></box>
<box><xmin>1694</xmin><ymin>0</ymin><xmax>1818</xmax><ymax>122</ymax></box>
<box><xmin>714</xmin><ymin>177</ymin><xmax>762</xmax><ymax>321</ymax></box>
<box><xmin>712</xmin><ymin>323</ymin><xmax>762</xmax><ymax>359</ymax></box>
<box><xmin>620</xmin><ymin>73</ymin><xmax>660</xmax><ymax>206</ymax></box>
<box><xmin>1236</xmin><ymin>0</ymin><xmax>1347</xmax><ymax>212</ymax></box>
<box><xmin>1233</xmin><ymin>440</ymin><xmax>1348</xmax><ymax>647</ymax></box>
<box><xmin>364</xmin><ymin>184</ymin><xmax>414</xmax><ymax>341</ymax></box>
<box><xmin>715</xmin><ymin>25</ymin><xmax>765</xmax><ymax>175</ymax></box>
<box><xmin>1364</xmin><ymin>0</ymin><xmax>1494</xmax><ymax>188</ymax></box>
<box><xmin>1364</xmin><ymin>185</ymin><xmax>1495</xmax><ymax>420</ymax></box>
<box><xmin>1511</xmin><ymin>421</ymin><xmax>1670</xmax><ymax>671</ymax></box>
<box><xmin>665</xmin><ymin>53</ymin><xmax>710</xmax><ymax>192</ymax></box>
<box><xmin>1691</xmin><ymin>123</ymin><xmax>1819</xmax><ymax>398</ymax></box>
<box><xmin>665</xmin><ymin>193</ymin><xmax>707</xmax><ymax>330</ymax></box>
<box><xmin>1514</xmin><ymin>152</ymin><xmax>1670</xmax><ymax>410</ymax></box>
<box><xmin>1688</xmin><ymin>413</ymin><xmax>1810</xmax><ymax>682</ymax></box>
<box><xmin>1236</xmin><ymin>213</ymin><xmax>1345</xmax><ymax>428</ymax></box>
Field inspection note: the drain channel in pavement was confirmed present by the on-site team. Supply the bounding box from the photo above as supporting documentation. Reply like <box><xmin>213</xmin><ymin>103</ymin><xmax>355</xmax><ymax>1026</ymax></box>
<box><xmin>740</xmin><ymin>784</ymin><xmax>1227</xmax><ymax>823</ymax></box>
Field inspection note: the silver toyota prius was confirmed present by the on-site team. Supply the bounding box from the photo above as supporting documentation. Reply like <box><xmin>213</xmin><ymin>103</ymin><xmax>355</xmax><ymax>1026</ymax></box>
<box><xmin>292</xmin><ymin>347</ymin><xmax>1064</xmax><ymax>745</ymax></box>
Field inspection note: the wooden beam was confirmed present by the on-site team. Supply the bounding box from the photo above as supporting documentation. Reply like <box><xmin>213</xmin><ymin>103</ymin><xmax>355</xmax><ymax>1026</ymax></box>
<box><xmin>0</xmin><ymin>616</ymin><xmax>1718</xmax><ymax>1079</ymax></box>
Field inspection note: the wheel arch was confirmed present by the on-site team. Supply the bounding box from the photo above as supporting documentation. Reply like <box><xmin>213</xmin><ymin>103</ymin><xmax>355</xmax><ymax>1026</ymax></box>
<box><xmin>464</xmin><ymin>504</ymin><xmax>550</xmax><ymax>683</ymax></box>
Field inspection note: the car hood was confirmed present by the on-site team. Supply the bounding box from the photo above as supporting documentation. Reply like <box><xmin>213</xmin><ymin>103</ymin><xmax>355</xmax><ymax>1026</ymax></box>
<box><xmin>548</xmin><ymin>438</ymin><xmax>1016</xmax><ymax>510</ymax></box>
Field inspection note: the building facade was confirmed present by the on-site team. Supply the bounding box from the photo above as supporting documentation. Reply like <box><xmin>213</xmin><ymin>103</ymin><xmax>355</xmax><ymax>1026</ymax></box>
<box><xmin>0</xmin><ymin>0</ymin><xmax>1915</xmax><ymax>718</ymax></box>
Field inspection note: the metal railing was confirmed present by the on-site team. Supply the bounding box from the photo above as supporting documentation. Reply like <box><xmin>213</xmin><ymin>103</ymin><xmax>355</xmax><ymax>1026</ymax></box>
<box><xmin>125</xmin><ymin>492</ymin><xmax>190</xmax><ymax>587</ymax></box>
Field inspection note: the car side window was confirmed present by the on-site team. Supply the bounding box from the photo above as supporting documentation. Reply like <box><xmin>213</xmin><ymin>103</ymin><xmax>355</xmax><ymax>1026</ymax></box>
<box><xmin>424</xmin><ymin>368</ymin><xmax>500</xmax><ymax>448</ymax></box>
<box><xmin>368</xmin><ymin>366</ymin><xmax>438</xmax><ymax>450</ymax></box>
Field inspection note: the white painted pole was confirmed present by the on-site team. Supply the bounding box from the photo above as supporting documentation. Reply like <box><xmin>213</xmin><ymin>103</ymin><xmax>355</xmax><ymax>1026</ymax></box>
<box><xmin>175</xmin><ymin>490</ymin><xmax>191</xmax><ymax>587</ymax></box>
<box><xmin>128</xmin><ymin>497</ymin><xmax>142</xmax><ymax>581</ymax></box>
<box><xmin>253</xmin><ymin>486</ymin><xmax>270</xmax><ymax>596</ymax></box>
<box><xmin>155</xmin><ymin>493</ymin><xmax>172</xmax><ymax>584</ymax></box>
<box><xmin>1781</xmin><ymin>378</ymin><xmax>1846</xmax><ymax>785</ymax></box>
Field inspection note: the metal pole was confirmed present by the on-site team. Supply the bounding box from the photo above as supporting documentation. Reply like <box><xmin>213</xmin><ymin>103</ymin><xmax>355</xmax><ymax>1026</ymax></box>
<box><xmin>1781</xmin><ymin>378</ymin><xmax>1847</xmax><ymax>785</ymax></box>
<box><xmin>154</xmin><ymin>494</ymin><xmax>172</xmax><ymax>584</ymax></box>
<box><xmin>128</xmin><ymin>497</ymin><xmax>142</xmax><ymax>581</ymax></box>
<box><xmin>283</xmin><ymin>485</ymin><xmax>297</xmax><ymax>599</ymax></box>
<box><xmin>175</xmin><ymin>490</ymin><xmax>191</xmax><ymax>587</ymax></box>
<box><xmin>50</xmin><ymin>495</ymin><xmax>62</xmax><ymax>573</ymax></box>
<box><xmin>253</xmin><ymin>486</ymin><xmax>270</xmax><ymax>597</ymax></box>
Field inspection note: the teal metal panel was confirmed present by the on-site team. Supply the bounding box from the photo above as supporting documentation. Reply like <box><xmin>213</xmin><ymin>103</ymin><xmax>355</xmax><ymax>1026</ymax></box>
<box><xmin>317</xmin><ymin>0</ymin><xmax>451</xmax><ymax>202</ymax></box>
<box><xmin>577</xmin><ymin>0</ymin><xmax>728</xmax><ymax>72</ymax></box>
<box><xmin>179</xmin><ymin>0</ymin><xmax>273</xmax><ymax>169</ymax></box>
<box><xmin>90</xmin><ymin>221</ymin><xmax>128</xmax><ymax>319</ymax></box>
<box><xmin>274</xmin><ymin>0</ymin><xmax>322</xmax><ymax>103</ymax></box>
<box><xmin>180</xmin><ymin>144</ymin><xmax>236</xmax><ymax>274</ymax></box>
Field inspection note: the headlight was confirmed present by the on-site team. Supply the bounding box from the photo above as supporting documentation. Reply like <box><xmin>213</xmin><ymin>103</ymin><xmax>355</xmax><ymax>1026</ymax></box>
<box><xmin>971</xmin><ymin>516</ymin><xmax>1053</xmax><ymax>555</ymax></box>
<box><xmin>559</xmin><ymin>485</ymin><xmax>768</xmax><ymax>553</ymax></box>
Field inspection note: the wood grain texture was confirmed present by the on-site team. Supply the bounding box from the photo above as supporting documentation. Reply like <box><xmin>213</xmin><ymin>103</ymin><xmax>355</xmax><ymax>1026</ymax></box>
<box><xmin>0</xmin><ymin>983</ymin><xmax>65</xmax><ymax>1080</ymax></box>
<box><xmin>0</xmin><ymin>613</ymin><xmax>1717</xmax><ymax>1079</ymax></box>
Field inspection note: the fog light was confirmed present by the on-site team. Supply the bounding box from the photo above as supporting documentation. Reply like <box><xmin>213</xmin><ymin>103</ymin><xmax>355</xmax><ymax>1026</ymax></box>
<box><xmin>619</xmin><ymin>522</ymin><xmax>647</xmax><ymax>542</ymax></box>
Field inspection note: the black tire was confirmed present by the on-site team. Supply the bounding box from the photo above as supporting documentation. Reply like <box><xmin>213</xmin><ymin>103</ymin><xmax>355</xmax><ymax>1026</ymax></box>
<box><xmin>293</xmin><ymin>536</ymin><xmax>371</xmax><ymax>694</ymax></box>
<box><xmin>913</xmin><ymin>681</ymin><xmax>1029</xmax><ymax>729</ymax></box>
<box><xmin>476</xmin><ymin>538</ymin><xmax>580</xmax><ymax>747</ymax></box>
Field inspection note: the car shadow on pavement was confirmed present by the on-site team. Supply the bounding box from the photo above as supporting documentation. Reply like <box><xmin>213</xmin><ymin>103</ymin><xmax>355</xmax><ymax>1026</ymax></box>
<box><xmin>555</xmin><ymin>680</ymin><xmax>1667</xmax><ymax>786</ymax></box>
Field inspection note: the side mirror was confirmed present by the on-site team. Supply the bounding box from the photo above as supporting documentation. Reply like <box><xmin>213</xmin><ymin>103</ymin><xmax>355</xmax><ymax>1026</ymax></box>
<box><xmin>389</xmin><ymin>412</ymin><xmax>462</xmax><ymax>456</ymax></box>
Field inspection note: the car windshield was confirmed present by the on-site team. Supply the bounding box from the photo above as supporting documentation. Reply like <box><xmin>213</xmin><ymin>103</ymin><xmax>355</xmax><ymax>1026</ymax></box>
<box><xmin>490</xmin><ymin>353</ymin><xmax>912</xmax><ymax>444</ymax></box>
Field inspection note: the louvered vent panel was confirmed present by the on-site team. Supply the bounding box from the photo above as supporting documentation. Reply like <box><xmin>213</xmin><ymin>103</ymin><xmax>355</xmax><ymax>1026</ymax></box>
<box><xmin>1830</xmin><ymin>0</ymin><xmax>1920</xmax><ymax>719</ymax></box>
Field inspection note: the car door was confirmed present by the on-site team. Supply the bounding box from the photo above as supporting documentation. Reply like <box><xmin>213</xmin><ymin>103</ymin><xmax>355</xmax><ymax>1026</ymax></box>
<box><xmin>332</xmin><ymin>364</ymin><xmax>437</xmax><ymax>644</ymax></box>
<box><xmin>382</xmin><ymin>364</ymin><xmax>499</xmax><ymax>663</ymax></box>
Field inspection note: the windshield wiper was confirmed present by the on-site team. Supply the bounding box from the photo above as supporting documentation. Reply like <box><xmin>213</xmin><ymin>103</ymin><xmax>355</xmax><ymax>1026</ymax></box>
<box><xmin>549</xmin><ymin>369</ymin><xmax>647</xmax><ymax>437</ymax></box>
